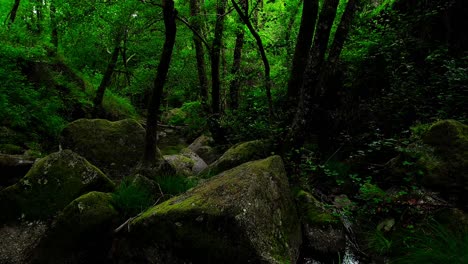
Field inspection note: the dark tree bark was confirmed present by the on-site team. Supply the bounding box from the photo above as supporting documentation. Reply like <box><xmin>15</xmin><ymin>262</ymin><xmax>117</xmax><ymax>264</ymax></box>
<box><xmin>93</xmin><ymin>33</ymin><xmax>122</xmax><ymax>113</ymax></box>
<box><xmin>50</xmin><ymin>2</ymin><xmax>58</xmax><ymax>50</ymax></box>
<box><xmin>7</xmin><ymin>0</ymin><xmax>21</xmax><ymax>26</ymax></box>
<box><xmin>232</xmin><ymin>0</ymin><xmax>273</xmax><ymax>119</ymax></box>
<box><xmin>189</xmin><ymin>0</ymin><xmax>209</xmax><ymax>111</ymax></box>
<box><xmin>143</xmin><ymin>0</ymin><xmax>177</xmax><ymax>164</ymax></box>
<box><xmin>287</xmin><ymin>0</ymin><xmax>319</xmax><ymax>101</ymax></box>
<box><xmin>327</xmin><ymin>0</ymin><xmax>359</xmax><ymax>70</ymax></box>
<box><xmin>282</xmin><ymin>0</ymin><xmax>341</xmax><ymax>153</ymax></box>
<box><xmin>121</xmin><ymin>28</ymin><xmax>132</xmax><ymax>86</ymax></box>
<box><xmin>284</xmin><ymin>0</ymin><xmax>304</xmax><ymax>62</ymax></box>
<box><xmin>228</xmin><ymin>0</ymin><xmax>247</xmax><ymax>110</ymax></box>
<box><xmin>208</xmin><ymin>0</ymin><xmax>228</xmax><ymax>144</ymax></box>
<box><xmin>210</xmin><ymin>0</ymin><xmax>227</xmax><ymax>115</ymax></box>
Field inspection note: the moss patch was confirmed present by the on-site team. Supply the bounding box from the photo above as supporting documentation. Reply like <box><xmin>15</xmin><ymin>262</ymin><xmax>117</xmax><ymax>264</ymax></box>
<box><xmin>119</xmin><ymin>156</ymin><xmax>301</xmax><ymax>264</ymax></box>
<box><xmin>60</xmin><ymin>118</ymin><xmax>146</xmax><ymax>179</ymax></box>
<box><xmin>0</xmin><ymin>150</ymin><xmax>114</xmax><ymax>222</ymax></box>
<box><xmin>200</xmin><ymin>140</ymin><xmax>273</xmax><ymax>177</ymax></box>
<box><xmin>296</xmin><ymin>190</ymin><xmax>340</xmax><ymax>226</ymax></box>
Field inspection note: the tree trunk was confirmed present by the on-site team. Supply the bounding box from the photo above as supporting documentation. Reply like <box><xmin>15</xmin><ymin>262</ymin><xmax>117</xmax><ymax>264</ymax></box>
<box><xmin>208</xmin><ymin>0</ymin><xmax>228</xmax><ymax>144</ymax></box>
<box><xmin>93</xmin><ymin>33</ymin><xmax>122</xmax><ymax>113</ymax></box>
<box><xmin>50</xmin><ymin>2</ymin><xmax>58</xmax><ymax>50</ymax></box>
<box><xmin>319</xmin><ymin>0</ymin><xmax>359</xmax><ymax>105</ymax></box>
<box><xmin>210</xmin><ymin>0</ymin><xmax>227</xmax><ymax>115</ymax></box>
<box><xmin>143</xmin><ymin>0</ymin><xmax>177</xmax><ymax>164</ymax></box>
<box><xmin>282</xmin><ymin>0</ymin><xmax>340</xmax><ymax>153</ymax></box>
<box><xmin>232</xmin><ymin>0</ymin><xmax>274</xmax><ymax>119</ymax></box>
<box><xmin>287</xmin><ymin>0</ymin><xmax>319</xmax><ymax>101</ymax></box>
<box><xmin>228</xmin><ymin>0</ymin><xmax>247</xmax><ymax>110</ymax></box>
<box><xmin>121</xmin><ymin>28</ymin><xmax>132</xmax><ymax>86</ymax></box>
<box><xmin>7</xmin><ymin>0</ymin><xmax>21</xmax><ymax>26</ymax></box>
<box><xmin>284</xmin><ymin>0</ymin><xmax>304</xmax><ymax>62</ymax></box>
<box><xmin>189</xmin><ymin>0</ymin><xmax>209</xmax><ymax>111</ymax></box>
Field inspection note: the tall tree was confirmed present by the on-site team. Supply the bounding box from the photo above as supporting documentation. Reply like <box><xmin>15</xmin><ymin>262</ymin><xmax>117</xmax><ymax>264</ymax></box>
<box><xmin>189</xmin><ymin>0</ymin><xmax>209</xmax><ymax>111</ymax></box>
<box><xmin>210</xmin><ymin>0</ymin><xmax>227</xmax><ymax>115</ymax></box>
<box><xmin>284</xmin><ymin>0</ymin><xmax>358</xmax><ymax>153</ymax></box>
<box><xmin>232</xmin><ymin>0</ymin><xmax>273</xmax><ymax>119</ymax></box>
<box><xmin>93</xmin><ymin>30</ymin><xmax>123</xmax><ymax>114</ymax></box>
<box><xmin>6</xmin><ymin>0</ymin><xmax>21</xmax><ymax>26</ymax></box>
<box><xmin>287</xmin><ymin>0</ymin><xmax>319</xmax><ymax>101</ymax></box>
<box><xmin>143</xmin><ymin>0</ymin><xmax>177</xmax><ymax>164</ymax></box>
<box><xmin>228</xmin><ymin>0</ymin><xmax>247</xmax><ymax>110</ymax></box>
<box><xmin>208</xmin><ymin>0</ymin><xmax>228</xmax><ymax>144</ymax></box>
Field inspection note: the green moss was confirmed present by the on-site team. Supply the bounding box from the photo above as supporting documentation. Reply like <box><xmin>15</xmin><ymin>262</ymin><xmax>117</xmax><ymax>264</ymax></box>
<box><xmin>160</xmin><ymin>144</ymin><xmax>187</xmax><ymax>155</ymax></box>
<box><xmin>60</xmin><ymin>118</ymin><xmax>146</xmax><ymax>179</ymax></box>
<box><xmin>57</xmin><ymin>191</ymin><xmax>118</xmax><ymax>233</ymax></box>
<box><xmin>127</xmin><ymin>156</ymin><xmax>300</xmax><ymax>263</ymax></box>
<box><xmin>296</xmin><ymin>190</ymin><xmax>340</xmax><ymax>226</ymax></box>
<box><xmin>201</xmin><ymin>140</ymin><xmax>272</xmax><ymax>177</ymax></box>
<box><xmin>0</xmin><ymin>150</ymin><xmax>115</xmax><ymax>221</ymax></box>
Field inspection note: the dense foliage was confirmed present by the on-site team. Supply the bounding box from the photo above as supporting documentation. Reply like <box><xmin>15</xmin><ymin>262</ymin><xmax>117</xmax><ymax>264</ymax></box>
<box><xmin>0</xmin><ymin>0</ymin><xmax>466</xmax><ymax>262</ymax></box>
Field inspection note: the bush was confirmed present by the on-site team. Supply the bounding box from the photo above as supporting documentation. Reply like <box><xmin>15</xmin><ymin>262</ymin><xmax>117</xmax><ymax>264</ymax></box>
<box><xmin>102</xmin><ymin>90</ymin><xmax>138</xmax><ymax>120</ymax></box>
<box><xmin>155</xmin><ymin>175</ymin><xmax>197</xmax><ymax>196</ymax></box>
<box><xmin>166</xmin><ymin>101</ymin><xmax>207</xmax><ymax>138</ymax></box>
<box><xmin>112</xmin><ymin>179</ymin><xmax>154</xmax><ymax>217</ymax></box>
<box><xmin>394</xmin><ymin>222</ymin><xmax>468</xmax><ymax>264</ymax></box>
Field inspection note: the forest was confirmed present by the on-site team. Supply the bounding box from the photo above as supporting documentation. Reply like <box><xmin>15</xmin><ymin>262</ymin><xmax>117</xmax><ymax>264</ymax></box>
<box><xmin>0</xmin><ymin>0</ymin><xmax>467</xmax><ymax>263</ymax></box>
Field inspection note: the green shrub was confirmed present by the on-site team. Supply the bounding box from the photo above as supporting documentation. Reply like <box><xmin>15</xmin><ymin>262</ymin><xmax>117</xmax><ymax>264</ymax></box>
<box><xmin>112</xmin><ymin>179</ymin><xmax>154</xmax><ymax>216</ymax></box>
<box><xmin>166</xmin><ymin>101</ymin><xmax>207</xmax><ymax>138</ymax></box>
<box><xmin>102</xmin><ymin>90</ymin><xmax>138</xmax><ymax>120</ymax></box>
<box><xmin>155</xmin><ymin>175</ymin><xmax>197</xmax><ymax>196</ymax></box>
<box><xmin>394</xmin><ymin>222</ymin><xmax>468</xmax><ymax>264</ymax></box>
<box><xmin>366</xmin><ymin>229</ymin><xmax>393</xmax><ymax>256</ymax></box>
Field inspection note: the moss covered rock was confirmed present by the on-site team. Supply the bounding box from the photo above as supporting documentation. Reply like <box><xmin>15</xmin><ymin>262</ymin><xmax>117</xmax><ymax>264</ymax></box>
<box><xmin>0</xmin><ymin>150</ymin><xmax>114</xmax><ymax>222</ymax></box>
<box><xmin>30</xmin><ymin>192</ymin><xmax>119</xmax><ymax>264</ymax></box>
<box><xmin>163</xmin><ymin>148</ymin><xmax>207</xmax><ymax>176</ymax></box>
<box><xmin>163</xmin><ymin>154</ymin><xmax>195</xmax><ymax>176</ymax></box>
<box><xmin>295</xmin><ymin>190</ymin><xmax>345</xmax><ymax>261</ymax></box>
<box><xmin>419</xmin><ymin>120</ymin><xmax>468</xmax><ymax>207</ymax></box>
<box><xmin>188</xmin><ymin>135</ymin><xmax>219</xmax><ymax>164</ymax></box>
<box><xmin>113</xmin><ymin>156</ymin><xmax>301</xmax><ymax>264</ymax></box>
<box><xmin>200</xmin><ymin>140</ymin><xmax>273</xmax><ymax>177</ymax></box>
<box><xmin>60</xmin><ymin>118</ymin><xmax>147</xmax><ymax>179</ymax></box>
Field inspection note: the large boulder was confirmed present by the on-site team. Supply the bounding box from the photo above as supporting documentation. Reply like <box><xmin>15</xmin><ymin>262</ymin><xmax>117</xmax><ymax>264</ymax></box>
<box><xmin>30</xmin><ymin>192</ymin><xmax>119</xmax><ymax>264</ymax></box>
<box><xmin>200</xmin><ymin>140</ymin><xmax>272</xmax><ymax>177</ymax></box>
<box><xmin>187</xmin><ymin>135</ymin><xmax>220</xmax><ymax>164</ymax></box>
<box><xmin>163</xmin><ymin>148</ymin><xmax>207</xmax><ymax>176</ymax></box>
<box><xmin>296</xmin><ymin>190</ymin><xmax>345</xmax><ymax>262</ymax></box>
<box><xmin>418</xmin><ymin>120</ymin><xmax>468</xmax><ymax>207</ymax></box>
<box><xmin>0</xmin><ymin>150</ymin><xmax>114</xmax><ymax>222</ymax></box>
<box><xmin>60</xmin><ymin>118</ymin><xmax>146</xmax><ymax>179</ymax></box>
<box><xmin>113</xmin><ymin>156</ymin><xmax>301</xmax><ymax>264</ymax></box>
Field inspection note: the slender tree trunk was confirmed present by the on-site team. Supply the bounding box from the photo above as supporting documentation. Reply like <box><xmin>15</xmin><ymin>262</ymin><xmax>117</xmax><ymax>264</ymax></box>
<box><xmin>189</xmin><ymin>0</ymin><xmax>209</xmax><ymax>111</ymax></box>
<box><xmin>287</xmin><ymin>0</ymin><xmax>319</xmax><ymax>101</ymax></box>
<box><xmin>143</xmin><ymin>0</ymin><xmax>177</xmax><ymax>164</ymax></box>
<box><xmin>284</xmin><ymin>0</ymin><xmax>304</xmax><ymax>57</ymax></box>
<box><xmin>319</xmin><ymin>0</ymin><xmax>359</xmax><ymax>102</ymax></box>
<box><xmin>232</xmin><ymin>0</ymin><xmax>273</xmax><ymax>119</ymax></box>
<box><xmin>50</xmin><ymin>2</ymin><xmax>58</xmax><ymax>50</ymax></box>
<box><xmin>210</xmin><ymin>0</ymin><xmax>227</xmax><ymax>115</ymax></box>
<box><xmin>7</xmin><ymin>0</ymin><xmax>21</xmax><ymax>26</ymax></box>
<box><xmin>228</xmin><ymin>0</ymin><xmax>247</xmax><ymax>110</ymax></box>
<box><xmin>93</xmin><ymin>33</ymin><xmax>122</xmax><ymax>113</ymax></box>
<box><xmin>229</xmin><ymin>30</ymin><xmax>244</xmax><ymax>110</ymax></box>
<box><xmin>282</xmin><ymin>0</ymin><xmax>340</xmax><ymax>153</ymax></box>
<box><xmin>208</xmin><ymin>0</ymin><xmax>227</xmax><ymax>144</ymax></box>
<box><xmin>121</xmin><ymin>29</ymin><xmax>132</xmax><ymax>86</ymax></box>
